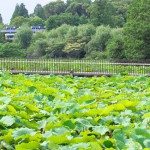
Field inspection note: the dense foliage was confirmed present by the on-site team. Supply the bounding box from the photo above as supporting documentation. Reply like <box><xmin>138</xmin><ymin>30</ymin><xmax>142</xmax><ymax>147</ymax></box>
<box><xmin>88</xmin><ymin>0</ymin><xmax>115</xmax><ymax>27</ymax></box>
<box><xmin>124</xmin><ymin>0</ymin><xmax>150</xmax><ymax>60</ymax></box>
<box><xmin>33</xmin><ymin>4</ymin><xmax>46</xmax><ymax>20</ymax></box>
<box><xmin>13</xmin><ymin>26</ymin><xmax>32</xmax><ymax>49</ymax></box>
<box><xmin>0</xmin><ymin>14</ymin><xmax>3</xmax><ymax>24</ymax></box>
<box><xmin>0</xmin><ymin>0</ymin><xmax>149</xmax><ymax>61</ymax></box>
<box><xmin>11</xmin><ymin>3</ymin><xmax>29</xmax><ymax>21</ymax></box>
<box><xmin>0</xmin><ymin>73</ymin><xmax>149</xmax><ymax>149</ymax></box>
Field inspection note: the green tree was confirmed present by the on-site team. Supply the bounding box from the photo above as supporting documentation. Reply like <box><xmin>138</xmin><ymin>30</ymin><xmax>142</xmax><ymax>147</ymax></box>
<box><xmin>106</xmin><ymin>28</ymin><xmax>125</xmax><ymax>59</ymax></box>
<box><xmin>46</xmin><ymin>38</ymin><xmax>66</xmax><ymax>58</ymax></box>
<box><xmin>27</xmin><ymin>32</ymin><xmax>48</xmax><ymax>57</ymax></box>
<box><xmin>0</xmin><ymin>14</ymin><xmax>3</xmax><ymax>23</ymax></box>
<box><xmin>34</xmin><ymin>4</ymin><xmax>46</xmax><ymax>20</ymax></box>
<box><xmin>124</xmin><ymin>0</ymin><xmax>150</xmax><ymax>61</ymax></box>
<box><xmin>0</xmin><ymin>34</ymin><xmax>5</xmax><ymax>44</ymax></box>
<box><xmin>14</xmin><ymin>26</ymin><xmax>32</xmax><ymax>49</ymax></box>
<box><xmin>66</xmin><ymin>1</ymin><xmax>90</xmax><ymax>16</ymax></box>
<box><xmin>46</xmin><ymin>13</ymin><xmax>84</xmax><ymax>30</ymax></box>
<box><xmin>19</xmin><ymin>3</ymin><xmax>28</xmax><ymax>17</ymax></box>
<box><xmin>10</xmin><ymin>16</ymin><xmax>28</xmax><ymax>28</ymax></box>
<box><xmin>65</xmin><ymin>26</ymin><xmax>78</xmax><ymax>42</ymax></box>
<box><xmin>63</xmin><ymin>42</ymin><xmax>86</xmax><ymax>58</ymax></box>
<box><xmin>31</xmin><ymin>32</ymin><xmax>47</xmax><ymax>43</ymax></box>
<box><xmin>0</xmin><ymin>23</ymin><xmax>4</xmax><ymax>29</ymax></box>
<box><xmin>77</xmin><ymin>24</ymin><xmax>96</xmax><ymax>40</ymax></box>
<box><xmin>44</xmin><ymin>0</ymin><xmax>66</xmax><ymax>19</ymax></box>
<box><xmin>11</xmin><ymin>3</ymin><xmax>28</xmax><ymax>21</ymax></box>
<box><xmin>11</xmin><ymin>4</ymin><xmax>20</xmax><ymax>21</ymax></box>
<box><xmin>88</xmin><ymin>0</ymin><xmax>116</xmax><ymax>27</ymax></box>
<box><xmin>0</xmin><ymin>23</ymin><xmax>5</xmax><ymax>44</ymax></box>
<box><xmin>46</xmin><ymin>25</ymin><xmax>69</xmax><ymax>58</ymax></box>
<box><xmin>27</xmin><ymin>39</ymin><xmax>48</xmax><ymax>57</ymax></box>
<box><xmin>63</xmin><ymin>24</ymin><xmax>95</xmax><ymax>58</ymax></box>
<box><xmin>86</xmin><ymin>25</ymin><xmax>111</xmax><ymax>52</ymax></box>
<box><xmin>46</xmin><ymin>16</ymin><xmax>57</xmax><ymax>30</ymax></box>
<box><xmin>0</xmin><ymin>43</ymin><xmax>23</xmax><ymax>57</ymax></box>
<box><xmin>28</xmin><ymin>16</ymin><xmax>45</xmax><ymax>27</ymax></box>
<box><xmin>47</xmin><ymin>24</ymin><xmax>71</xmax><ymax>39</ymax></box>
<box><xmin>66</xmin><ymin>0</ymin><xmax>91</xmax><ymax>6</ymax></box>
<box><xmin>109</xmin><ymin>0</ymin><xmax>131</xmax><ymax>27</ymax></box>
<box><xmin>55</xmin><ymin>13</ymin><xmax>83</xmax><ymax>26</ymax></box>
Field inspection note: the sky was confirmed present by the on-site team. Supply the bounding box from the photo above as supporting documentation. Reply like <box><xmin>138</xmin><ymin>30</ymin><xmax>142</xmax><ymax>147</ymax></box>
<box><xmin>0</xmin><ymin>0</ymin><xmax>59</xmax><ymax>24</ymax></box>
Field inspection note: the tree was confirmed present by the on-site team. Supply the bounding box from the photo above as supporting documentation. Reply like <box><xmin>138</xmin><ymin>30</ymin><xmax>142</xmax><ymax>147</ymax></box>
<box><xmin>10</xmin><ymin>16</ymin><xmax>28</xmax><ymax>28</ymax></box>
<box><xmin>86</xmin><ymin>25</ymin><xmax>111</xmax><ymax>52</ymax></box>
<box><xmin>46</xmin><ymin>25</ymin><xmax>69</xmax><ymax>58</ymax></box>
<box><xmin>47</xmin><ymin>24</ymin><xmax>71</xmax><ymax>39</ymax></box>
<box><xmin>0</xmin><ymin>43</ymin><xmax>23</xmax><ymax>57</ymax></box>
<box><xmin>0</xmin><ymin>23</ymin><xmax>5</xmax><ymax>44</ymax></box>
<box><xmin>65</xmin><ymin>26</ymin><xmax>78</xmax><ymax>42</ymax></box>
<box><xmin>46</xmin><ymin>16</ymin><xmax>58</xmax><ymax>30</ymax></box>
<box><xmin>19</xmin><ymin>3</ymin><xmax>28</xmax><ymax>17</ymax></box>
<box><xmin>0</xmin><ymin>23</ymin><xmax>4</xmax><ymax>30</ymax></box>
<box><xmin>0</xmin><ymin>34</ymin><xmax>5</xmax><ymax>44</ymax></box>
<box><xmin>87</xmin><ymin>0</ymin><xmax>116</xmax><ymax>27</ymax></box>
<box><xmin>31</xmin><ymin>32</ymin><xmax>47</xmax><ymax>43</ymax></box>
<box><xmin>106</xmin><ymin>28</ymin><xmax>125</xmax><ymax>60</ymax></box>
<box><xmin>27</xmin><ymin>32</ymin><xmax>48</xmax><ymax>57</ymax></box>
<box><xmin>66</xmin><ymin>1</ymin><xmax>90</xmax><ymax>16</ymax></box>
<box><xmin>14</xmin><ymin>26</ymin><xmax>32</xmax><ymax>49</ymax></box>
<box><xmin>124</xmin><ymin>0</ymin><xmax>150</xmax><ymax>61</ymax></box>
<box><xmin>44</xmin><ymin>0</ymin><xmax>66</xmax><ymax>19</ymax></box>
<box><xmin>28</xmin><ymin>16</ymin><xmax>45</xmax><ymax>26</ymax></box>
<box><xmin>66</xmin><ymin>0</ymin><xmax>91</xmax><ymax>6</ymax></box>
<box><xmin>63</xmin><ymin>42</ymin><xmax>86</xmax><ymax>58</ymax></box>
<box><xmin>77</xmin><ymin>24</ymin><xmax>96</xmax><ymax>38</ymax></box>
<box><xmin>11</xmin><ymin>3</ymin><xmax>28</xmax><ymax>21</ymax></box>
<box><xmin>46</xmin><ymin>13</ymin><xmax>84</xmax><ymax>30</ymax></box>
<box><xmin>0</xmin><ymin>14</ymin><xmax>3</xmax><ymax>23</ymax></box>
<box><xmin>27</xmin><ymin>39</ymin><xmax>48</xmax><ymax>57</ymax></box>
<box><xmin>11</xmin><ymin>4</ymin><xmax>20</xmax><ymax>21</ymax></box>
<box><xmin>34</xmin><ymin>4</ymin><xmax>46</xmax><ymax>20</ymax></box>
<box><xmin>55</xmin><ymin>13</ymin><xmax>83</xmax><ymax>26</ymax></box>
<box><xmin>108</xmin><ymin>0</ymin><xmax>131</xmax><ymax>27</ymax></box>
<box><xmin>46</xmin><ymin>38</ymin><xmax>66</xmax><ymax>58</ymax></box>
<box><xmin>63</xmin><ymin>24</ymin><xmax>95</xmax><ymax>58</ymax></box>
<box><xmin>68</xmin><ymin>24</ymin><xmax>95</xmax><ymax>58</ymax></box>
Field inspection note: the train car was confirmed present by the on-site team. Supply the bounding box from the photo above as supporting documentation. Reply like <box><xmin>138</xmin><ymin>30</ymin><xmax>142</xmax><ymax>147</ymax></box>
<box><xmin>1</xmin><ymin>26</ymin><xmax>46</xmax><ymax>41</ymax></box>
<box><xmin>5</xmin><ymin>33</ymin><xmax>15</xmax><ymax>41</ymax></box>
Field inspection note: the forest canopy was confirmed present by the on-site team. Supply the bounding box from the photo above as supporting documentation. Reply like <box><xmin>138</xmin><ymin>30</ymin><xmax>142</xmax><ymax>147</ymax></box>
<box><xmin>0</xmin><ymin>0</ymin><xmax>149</xmax><ymax>61</ymax></box>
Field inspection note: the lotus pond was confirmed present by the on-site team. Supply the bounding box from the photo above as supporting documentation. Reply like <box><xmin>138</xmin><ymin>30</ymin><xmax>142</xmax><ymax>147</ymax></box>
<box><xmin>0</xmin><ymin>72</ymin><xmax>150</xmax><ymax>149</ymax></box>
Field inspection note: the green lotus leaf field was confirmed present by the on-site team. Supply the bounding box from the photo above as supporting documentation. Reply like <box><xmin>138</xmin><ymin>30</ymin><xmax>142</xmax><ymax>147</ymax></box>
<box><xmin>0</xmin><ymin>72</ymin><xmax>150</xmax><ymax>149</ymax></box>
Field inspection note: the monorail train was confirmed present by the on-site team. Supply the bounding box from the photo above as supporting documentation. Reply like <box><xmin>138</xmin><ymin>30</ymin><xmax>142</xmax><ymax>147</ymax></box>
<box><xmin>3</xmin><ymin>26</ymin><xmax>46</xmax><ymax>41</ymax></box>
<box><xmin>31</xmin><ymin>26</ymin><xmax>46</xmax><ymax>33</ymax></box>
<box><xmin>5</xmin><ymin>26</ymin><xmax>46</xmax><ymax>30</ymax></box>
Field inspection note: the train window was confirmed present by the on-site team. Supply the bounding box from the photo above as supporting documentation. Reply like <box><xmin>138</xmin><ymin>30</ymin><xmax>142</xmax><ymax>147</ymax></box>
<box><xmin>31</xmin><ymin>26</ymin><xmax>46</xmax><ymax>30</ymax></box>
<box><xmin>5</xmin><ymin>34</ymin><xmax>14</xmax><ymax>41</ymax></box>
<box><xmin>6</xmin><ymin>26</ymin><xmax>16</xmax><ymax>30</ymax></box>
<box><xmin>31</xmin><ymin>26</ymin><xmax>40</xmax><ymax>29</ymax></box>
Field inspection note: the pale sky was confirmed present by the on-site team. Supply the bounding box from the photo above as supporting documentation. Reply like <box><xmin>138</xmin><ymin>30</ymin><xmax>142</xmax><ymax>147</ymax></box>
<box><xmin>0</xmin><ymin>0</ymin><xmax>61</xmax><ymax>24</ymax></box>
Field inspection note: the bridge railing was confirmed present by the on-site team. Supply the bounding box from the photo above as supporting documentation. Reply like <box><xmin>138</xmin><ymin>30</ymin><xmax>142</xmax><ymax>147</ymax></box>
<box><xmin>0</xmin><ymin>58</ymin><xmax>150</xmax><ymax>76</ymax></box>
